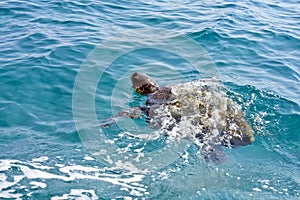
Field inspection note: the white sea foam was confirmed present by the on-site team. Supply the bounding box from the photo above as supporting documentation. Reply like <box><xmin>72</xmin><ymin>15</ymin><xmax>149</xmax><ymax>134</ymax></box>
<box><xmin>0</xmin><ymin>189</ymin><xmax>23</xmax><ymax>200</ymax></box>
<box><xmin>83</xmin><ymin>155</ymin><xmax>95</xmax><ymax>161</ymax></box>
<box><xmin>30</xmin><ymin>181</ymin><xmax>47</xmax><ymax>189</ymax></box>
<box><xmin>31</xmin><ymin>156</ymin><xmax>49</xmax><ymax>162</ymax></box>
<box><xmin>0</xmin><ymin>159</ymin><xmax>148</xmax><ymax>199</ymax></box>
<box><xmin>51</xmin><ymin>189</ymin><xmax>98</xmax><ymax>200</ymax></box>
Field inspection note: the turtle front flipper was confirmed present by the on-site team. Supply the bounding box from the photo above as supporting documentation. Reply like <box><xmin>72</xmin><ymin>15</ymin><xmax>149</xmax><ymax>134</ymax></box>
<box><xmin>100</xmin><ymin>117</ymin><xmax>118</xmax><ymax>128</ymax></box>
<box><xmin>100</xmin><ymin>106</ymin><xmax>145</xmax><ymax>128</ymax></box>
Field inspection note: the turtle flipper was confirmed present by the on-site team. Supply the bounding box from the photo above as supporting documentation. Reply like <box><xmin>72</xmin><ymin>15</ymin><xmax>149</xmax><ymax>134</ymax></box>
<box><xmin>100</xmin><ymin>117</ymin><xmax>117</xmax><ymax>128</ymax></box>
<box><xmin>100</xmin><ymin>106</ymin><xmax>145</xmax><ymax>128</ymax></box>
<box><xmin>117</xmin><ymin>106</ymin><xmax>145</xmax><ymax>119</ymax></box>
<box><xmin>202</xmin><ymin>145</ymin><xmax>227</xmax><ymax>164</ymax></box>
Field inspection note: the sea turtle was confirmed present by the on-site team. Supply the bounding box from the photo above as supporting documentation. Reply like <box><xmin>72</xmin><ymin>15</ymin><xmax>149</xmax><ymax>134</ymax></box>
<box><xmin>101</xmin><ymin>72</ymin><xmax>255</xmax><ymax>163</ymax></box>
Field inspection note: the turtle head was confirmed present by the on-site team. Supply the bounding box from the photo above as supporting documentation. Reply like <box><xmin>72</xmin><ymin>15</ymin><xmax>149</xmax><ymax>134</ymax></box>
<box><xmin>131</xmin><ymin>72</ymin><xmax>159</xmax><ymax>95</ymax></box>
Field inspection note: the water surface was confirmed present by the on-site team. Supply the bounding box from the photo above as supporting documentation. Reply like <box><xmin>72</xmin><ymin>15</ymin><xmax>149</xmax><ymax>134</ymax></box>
<box><xmin>0</xmin><ymin>0</ymin><xmax>299</xmax><ymax>199</ymax></box>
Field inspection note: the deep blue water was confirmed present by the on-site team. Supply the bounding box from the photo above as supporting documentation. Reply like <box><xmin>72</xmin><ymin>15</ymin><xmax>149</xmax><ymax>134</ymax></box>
<box><xmin>0</xmin><ymin>0</ymin><xmax>299</xmax><ymax>199</ymax></box>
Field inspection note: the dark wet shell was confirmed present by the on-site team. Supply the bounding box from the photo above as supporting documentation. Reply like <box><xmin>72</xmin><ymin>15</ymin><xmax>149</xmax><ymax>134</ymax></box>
<box><xmin>144</xmin><ymin>82</ymin><xmax>255</xmax><ymax>148</ymax></box>
<box><xmin>146</xmin><ymin>87</ymin><xmax>173</xmax><ymax>106</ymax></box>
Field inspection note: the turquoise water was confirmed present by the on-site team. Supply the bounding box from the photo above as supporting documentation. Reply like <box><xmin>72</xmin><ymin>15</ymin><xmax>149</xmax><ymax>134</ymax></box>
<box><xmin>1</xmin><ymin>0</ymin><xmax>300</xmax><ymax>199</ymax></box>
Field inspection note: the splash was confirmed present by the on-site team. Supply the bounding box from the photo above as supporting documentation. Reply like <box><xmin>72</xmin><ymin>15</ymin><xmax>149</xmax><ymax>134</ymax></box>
<box><xmin>149</xmin><ymin>79</ymin><xmax>254</xmax><ymax>161</ymax></box>
<box><xmin>0</xmin><ymin>158</ymin><xmax>149</xmax><ymax>199</ymax></box>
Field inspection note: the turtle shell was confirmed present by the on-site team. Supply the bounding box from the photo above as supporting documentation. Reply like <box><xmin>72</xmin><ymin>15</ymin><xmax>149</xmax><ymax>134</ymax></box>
<box><xmin>144</xmin><ymin>79</ymin><xmax>254</xmax><ymax>148</ymax></box>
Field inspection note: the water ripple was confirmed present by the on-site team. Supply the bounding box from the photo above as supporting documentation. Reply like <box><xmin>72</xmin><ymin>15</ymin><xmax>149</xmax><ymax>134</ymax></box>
<box><xmin>0</xmin><ymin>0</ymin><xmax>299</xmax><ymax>199</ymax></box>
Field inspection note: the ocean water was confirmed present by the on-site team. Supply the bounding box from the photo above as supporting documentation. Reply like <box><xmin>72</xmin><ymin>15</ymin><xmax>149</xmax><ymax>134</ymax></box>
<box><xmin>0</xmin><ymin>0</ymin><xmax>299</xmax><ymax>199</ymax></box>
